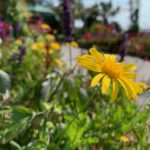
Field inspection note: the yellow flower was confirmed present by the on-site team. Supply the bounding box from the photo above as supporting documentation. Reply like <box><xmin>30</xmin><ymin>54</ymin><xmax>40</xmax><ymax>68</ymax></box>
<box><xmin>32</xmin><ymin>41</ymin><xmax>45</xmax><ymax>51</ymax></box>
<box><xmin>48</xmin><ymin>49</ymin><xmax>54</xmax><ymax>54</ymax></box>
<box><xmin>76</xmin><ymin>48</ymin><xmax>143</xmax><ymax>102</ymax></box>
<box><xmin>37</xmin><ymin>41</ymin><xmax>45</xmax><ymax>48</ymax></box>
<box><xmin>45</xmin><ymin>34</ymin><xmax>55</xmax><ymax>41</ymax></box>
<box><xmin>15</xmin><ymin>39</ymin><xmax>22</xmax><ymax>45</ymax></box>
<box><xmin>136</xmin><ymin>82</ymin><xmax>149</xmax><ymax>90</ymax></box>
<box><xmin>54</xmin><ymin>59</ymin><xmax>64</xmax><ymax>67</ymax></box>
<box><xmin>120</xmin><ymin>136</ymin><xmax>129</xmax><ymax>143</ymax></box>
<box><xmin>40</xmin><ymin>23</ymin><xmax>50</xmax><ymax>30</ymax></box>
<box><xmin>32</xmin><ymin>43</ymin><xmax>38</xmax><ymax>51</ymax></box>
<box><xmin>71</xmin><ymin>41</ymin><xmax>78</xmax><ymax>47</ymax></box>
<box><xmin>66</xmin><ymin>41</ymin><xmax>79</xmax><ymax>47</ymax></box>
<box><xmin>50</xmin><ymin>42</ymin><xmax>60</xmax><ymax>50</ymax></box>
<box><xmin>23</xmin><ymin>12</ymin><xmax>32</xmax><ymax>19</ymax></box>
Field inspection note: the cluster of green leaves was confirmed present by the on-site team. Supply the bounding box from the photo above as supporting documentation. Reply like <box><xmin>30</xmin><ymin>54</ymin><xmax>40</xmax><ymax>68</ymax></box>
<box><xmin>0</xmin><ymin>70</ymin><xmax>149</xmax><ymax>149</ymax></box>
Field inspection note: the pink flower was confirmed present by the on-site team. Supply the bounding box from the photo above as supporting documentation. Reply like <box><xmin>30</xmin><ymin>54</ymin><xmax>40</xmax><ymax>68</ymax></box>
<box><xmin>108</xmin><ymin>25</ymin><xmax>113</xmax><ymax>31</ymax></box>
<box><xmin>135</xmin><ymin>45</ymin><xmax>144</xmax><ymax>53</ymax></box>
<box><xmin>0</xmin><ymin>22</ymin><xmax>12</xmax><ymax>39</ymax></box>
<box><xmin>84</xmin><ymin>33</ymin><xmax>92</xmax><ymax>40</ymax></box>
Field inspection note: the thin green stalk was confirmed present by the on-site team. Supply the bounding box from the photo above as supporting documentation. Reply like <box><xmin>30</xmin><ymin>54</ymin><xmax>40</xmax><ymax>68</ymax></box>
<box><xmin>47</xmin><ymin>64</ymin><xmax>77</xmax><ymax>102</ymax></box>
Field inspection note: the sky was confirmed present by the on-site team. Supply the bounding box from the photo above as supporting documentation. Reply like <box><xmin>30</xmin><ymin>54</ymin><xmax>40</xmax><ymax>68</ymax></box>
<box><xmin>51</xmin><ymin>0</ymin><xmax>150</xmax><ymax>30</ymax></box>
<box><xmin>110</xmin><ymin>0</ymin><xmax>150</xmax><ymax>30</ymax></box>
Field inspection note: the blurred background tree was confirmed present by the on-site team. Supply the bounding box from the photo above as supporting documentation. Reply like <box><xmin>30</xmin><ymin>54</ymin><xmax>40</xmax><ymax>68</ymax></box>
<box><xmin>128</xmin><ymin>0</ymin><xmax>140</xmax><ymax>33</ymax></box>
<box><xmin>0</xmin><ymin>0</ymin><xmax>142</xmax><ymax>40</ymax></box>
<box><xmin>98</xmin><ymin>1</ymin><xmax>120</xmax><ymax>25</ymax></box>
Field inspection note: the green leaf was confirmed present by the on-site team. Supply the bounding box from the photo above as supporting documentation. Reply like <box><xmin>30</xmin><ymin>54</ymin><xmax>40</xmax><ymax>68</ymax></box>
<box><xmin>0</xmin><ymin>106</ymin><xmax>11</xmax><ymax>114</ymax></box>
<box><xmin>11</xmin><ymin>105</ymin><xmax>32</xmax><ymax>121</ymax></box>
<box><xmin>81</xmin><ymin>137</ymin><xmax>98</xmax><ymax>145</ymax></box>
<box><xmin>0</xmin><ymin>117</ymin><xmax>30</xmax><ymax>143</ymax></box>
<box><xmin>47</xmin><ymin>143</ymin><xmax>58</xmax><ymax>150</ymax></box>
<box><xmin>113</xmin><ymin>106</ymin><xmax>122</xmax><ymax>121</ymax></box>
<box><xmin>10</xmin><ymin>140</ymin><xmax>23</xmax><ymax>150</ymax></box>
<box><xmin>0</xmin><ymin>70</ymin><xmax>10</xmax><ymax>93</ymax></box>
<box><xmin>26</xmin><ymin>141</ymin><xmax>46</xmax><ymax>150</ymax></box>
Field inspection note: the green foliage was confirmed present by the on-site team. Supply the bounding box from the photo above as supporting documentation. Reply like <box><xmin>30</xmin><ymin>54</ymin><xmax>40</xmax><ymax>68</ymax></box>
<box><xmin>0</xmin><ymin>70</ymin><xmax>10</xmax><ymax>93</ymax></box>
<box><xmin>0</xmin><ymin>70</ymin><xmax>149</xmax><ymax>149</ymax></box>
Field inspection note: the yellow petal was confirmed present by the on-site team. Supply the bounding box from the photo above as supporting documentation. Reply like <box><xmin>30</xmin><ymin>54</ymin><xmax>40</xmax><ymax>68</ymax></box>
<box><xmin>119</xmin><ymin>77</ymin><xmax>137</xmax><ymax>100</ymax></box>
<box><xmin>91</xmin><ymin>73</ymin><xmax>104</xmax><ymax>87</ymax></box>
<box><xmin>104</xmin><ymin>54</ymin><xmax>110</xmax><ymax>60</ymax></box>
<box><xmin>104</xmin><ymin>54</ymin><xmax>117</xmax><ymax>62</ymax></box>
<box><xmin>77</xmin><ymin>55</ymin><xmax>101</xmax><ymax>72</ymax></box>
<box><xmin>78</xmin><ymin>59</ymin><xmax>101</xmax><ymax>72</ymax></box>
<box><xmin>76</xmin><ymin>54</ymin><xmax>95</xmax><ymax>61</ymax></box>
<box><xmin>110</xmin><ymin>79</ymin><xmax>118</xmax><ymax>102</ymax></box>
<box><xmin>136</xmin><ymin>82</ymin><xmax>148</xmax><ymax>90</ymax></box>
<box><xmin>125</xmin><ymin>79</ymin><xmax>139</xmax><ymax>99</ymax></box>
<box><xmin>130</xmin><ymin>81</ymin><xmax>143</xmax><ymax>94</ymax></box>
<box><xmin>118</xmin><ymin>79</ymin><xmax>130</xmax><ymax>99</ymax></box>
<box><xmin>89</xmin><ymin>48</ymin><xmax>103</xmax><ymax>64</ymax></box>
<box><xmin>110</xmin><ymin>55</ymin><xmax>117</xmax><ymax>61</ymax></box>
<box><xmin>101</xmin><ymin>75</ymin><xmax>111</xmax><ymax>94</ymax></box>
<box><xmin>123</xmin><ymin>72</ymin><xmax>137</xmax><ymax>79</ymax></box>
<box><xmin>121</xmin><ymin>63</ymin><xmax>137</xmax><ymax>71</ymax></box>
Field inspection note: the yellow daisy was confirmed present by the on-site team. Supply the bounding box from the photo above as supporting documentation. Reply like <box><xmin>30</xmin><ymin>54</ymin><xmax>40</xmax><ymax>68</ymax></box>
<box><xmin>32</xmin><ymin>41</ymin><xmax>45</xmax><ymax>51</ymax></box>
<box><xmin>54</xmin><ymin>59</ymin><xmax>64</xmax><ymax>67</ymax></box>
<box><xmin>120</xmin><ymin>136</ymin><xmax>129</xmax><ymax>143</ymax></box>
<box><xmin>76</xmin><ymin>48</ymin><xmax>143</xmax><ymax>102</ymax></box>
<box><xmin>32</xmin><ymin>43</ymin><xmax>39</xmax><ymax>51</ymax></box>
<box><xmin>40</xmin><ymin>23</ymin><xmax>50</xmax><ymax>30</ymax></box>
<box><xmin>15</xmin><ymin>39</ymin><xmax>22</xmax><ymax>45</ymax></box>
<box><xmin>66</xmin><ymin>41</ymin><xmax>79</xmax><ymax>47</ymax></box>
<box><xmin>50</xmin><ymin>42</ymin><xmax>60</xmax><ymax>50</ymax></box>
<box><xmin>45</xmin><ymin>34</ymin><xmax>55</xmax><ymax>41</ymax></box>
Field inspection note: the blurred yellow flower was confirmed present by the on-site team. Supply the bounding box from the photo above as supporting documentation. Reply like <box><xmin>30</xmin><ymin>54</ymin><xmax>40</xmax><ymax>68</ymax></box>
<box><xmin>32</xmin><ymin>41</ymin><xmax>45</xmax><ymax>51</ymax></box>
<box><xmin>38</xmin><ymin>41</ymin><xmax>45</xmax><ymax>48</ymax></box>
<box><xmin>15</xmin><ymin>39</ymin><xmax>22</xmax><ymax>45</ymax></box>
<box><xmin>66</xmin><ymin>41</ymin><xmax>79</xmax><ymax>47</ymax></box>
<box><xmin>50</xmin><ymin>42</ymin><xmax>60</xmax><ymax>50</ymax></box>
<box><xmin>45</xmin><ymin>34</ymin><xmax>55</xmax><ymax>41</ymax></box>
<box><xmin>76</xmin><ymin>48</ymin><xmax>143</xmax><ymax>102</ymax></box>
<box><xmin>71</xmin><ymin>41</ymin><xmax>78</xmax><ymax>47</ymax></box>
<box><xmin>54</xmin><ymin>59</ymin><xmax>64</xmax><ymax>67</ymax></box>
<box><xmin>40</xmin><ymin>23</ymin><xmax>50</xmax><ymax>30</ymax></box>
<box><xmin>48</xmin><ymin>49</ymin><xmax>54</xmax><ymax>54</ymax></box>
<box><xmin>23</xmin><ymin>12</ymin><xmax>32</xmax><ymax>19</ymax></box>
<box><xmin>32</xmin><ymin>43</ymin><xmax>38</xmax><ymax>51</ymax></box>
<box><xmin>120</xmin><ymin>136</ymin><xmax>129</xmax><ymax>143</ymax></box>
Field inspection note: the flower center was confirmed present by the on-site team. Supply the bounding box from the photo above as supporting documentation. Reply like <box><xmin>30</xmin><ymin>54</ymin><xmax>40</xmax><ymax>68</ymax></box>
<box><xmin>101</xmin><ymin>60</ymin><xmax>123</xmax><ymax>79</ymax></box>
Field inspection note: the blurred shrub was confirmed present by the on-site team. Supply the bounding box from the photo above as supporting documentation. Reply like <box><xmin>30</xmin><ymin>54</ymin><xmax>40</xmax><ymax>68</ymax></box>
<box><xmin>126</xmin><ymin>33</ymin><xmax>150</xmax><ymax>59</ymax></box>
<box><xmin>78</xmin><ymin>23</ymin><xmax>121</xmax><ymax>53</ymax></box>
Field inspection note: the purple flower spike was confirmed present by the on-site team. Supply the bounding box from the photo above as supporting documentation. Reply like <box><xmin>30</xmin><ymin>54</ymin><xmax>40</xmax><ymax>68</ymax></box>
<box><xmin>15</xmin><ymin>22</ymin><xmax>21</xmax><ymax>31</ymax></box>
<box><xmin>18</xmin><ymin>45</ymin><xmax>26</xmax><ymax>65</ymax></box>
<box><xmin>119</xmin><ymin>33</ymin><xmax>129</xmax><ymax>62</ymax></box>
<box><xmin>62</xmin><ymin>0</ymin><xmax>73</xmax><ymax>42</ymax></box>
<box><xmin>21</xmin><ymin>37</ymin><xmax>26</xmax><ymax>43</ymax></box>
